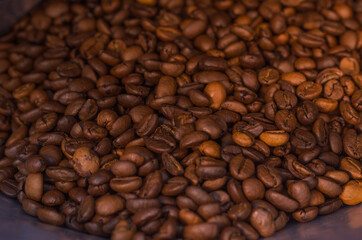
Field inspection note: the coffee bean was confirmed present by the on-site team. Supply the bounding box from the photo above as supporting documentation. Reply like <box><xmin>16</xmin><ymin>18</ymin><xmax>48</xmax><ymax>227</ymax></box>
<box><xmin>339</xmin><ymin>180</ymin><xmax>362</xmax><ymax>205</ymax></box>
<box><xmin>316</xmin><ymin>176</ymin><xmax>343</xmax><ymax>198</ymax></box>
<box><xmin>290</xmin><ymin>128</ymin><xmax>316</xmax><ymax>150</ymax></box>
<box><xmin>227</xmin><ymin>201</ymin><xmax>252</xmax><ymax>222</ymax></box>
<box><xmin>25</xmin><ymin>173</ymin><xmax>43</xmax><ymax>201</ymax></box>
<box><xmin>72</xmin><ymin>147</ymin><xmax>100</xmax><ymax>177</ymax></box>
<box><xmin>111</xmin><ymin>161</ymin><xmax>137</xmax><ymax>177</ymax></box>
<box><xmin>162</xmin><ymin>152</ymin><xmax>184</xmax><ymax>176</ymax></box>
<box><xmin>110</xmin><ymin>177</ymin><xmax>143</xmax><ymax>193</ymax></box>
<box><xmin>319</xmin><ymin>198</ymin><xmax>343</xmax><ymax>215</ymax></box>
<box><xmin>95</xmin><ymin>194</ymin><xmax>124</xmax><ymax>216</ymax></box>
<box><xmin>265</xmin><ymin>190</ymin><xmax>299</xmax><ymax>213</ymax></box>
<box><xmin>256</xmin><ymin>165</ymin><xmax>282</xmax><ymax>188</ymax></box>
<box><xmin>229</xmin><ymin>155</ymin><xmax>255</xmax><ymax>181</ymax></box>
<box><xmin>204</xmin><ymin>82</ymin><xmax>226</xmax><ymax>109</ymax></box>
<box><xmin>22</xmin><ymin>199</ymin><xmax>42</xmax><ymax>217</ymax></box>
<box><xmin>180</xmin><ymin>131</ymin><xmax>209</xmax><ymax>149</ymax></box>
<box><xmin>292</xmin><ymin>207</ymin><xmax>318</xmax><ymax>223</ymax></box>
<box><xmin>37</xmin><ymin>207</ymin><xmax>65</xmax><ymax>226</ymax></box>
<box><xmin>183</xmin><ymin>223</ymin><xmax>219</xmax><ymax>240</ymax></box>
<box><xmin>339</xmin><ymin>157</ymin><xmax>362</xmax><ymax>180</ymax></box>
<box><xmin>343</xmin><ymin>129</ymin><xmax>362</xmax><ymax>159</ymax></box>
<box><xmin>259</xmin><ymin>130</ymin><xmax>289</xmax><ymax>147</ymax></box>
<box><xmin>287</xmin><ymin>181</ymin><xmax>311</xmax><ymax>208</ymax></box>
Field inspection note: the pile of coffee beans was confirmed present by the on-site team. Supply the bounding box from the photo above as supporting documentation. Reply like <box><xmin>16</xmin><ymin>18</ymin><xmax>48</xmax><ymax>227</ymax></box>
<box><xmin>0</xmin><ymin>0</ymin><xmax>362</xmax><ymax>239</ymax></box>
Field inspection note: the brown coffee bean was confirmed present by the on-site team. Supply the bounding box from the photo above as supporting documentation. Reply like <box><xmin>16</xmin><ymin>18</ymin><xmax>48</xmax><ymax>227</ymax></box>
<box><xmin>110</xmin><ymin>177</ymin><xmax>142</xmax><ymax>193</ymax></box>
<box><xmin>296</xmin><ymin>101</ymin><xmax>319</xmax><ymax>125</ymax></box>
<box><xmin>22</xmin><ymin>198</ymin><xmax>42</xmax><ymax>217</ymax></box>
<box><xmin>232</xmin><ymin>130</ymin><xmax>255</xmax><ymax>147</ymax></box>
<box><xmin>139</xmin><ymin>170</ymin><xmax>162</xmax><ymax>198</ymax></box>
<box><xmin>343</xmin><ymin>129</ymin><xmax>362</xmax><ymax>159</ymax></box>
<box><xmin>287</xmin><ymin>181</ymin><xmax>310</xmax><ymax>208</ymax></box>
<box><xmin>259</xmin><ymin>130</ymin><xmax>289</xmax><ymax>147</ymax></box>
<box><xmin>292</xmin><ymin>207</ymin><xmax>318</xmax><ymax>223</ymax></box>
<box><xmin>339</xmin><ymin>180</ymin><xmax>362</xmax><ymax>205</ymax></box>
<box><xmin>314</xmin><ymin>98</ymin><xmax>338</xmax><ymax>113</ymax></box>
<box><xmin>204</xmin><ymin>82</ymin><xmax>227</xmax><ymax>109</ymax></box>
<box><xmin>226</xmin><ymin>201</ymin><xmax>251</xmax><ymax>222</ymax></box>
<box><xmin>180</xmin><ymin>131</ymin><xmax>209</xmax><ymax>149</ymax></box>
<box><xmin>265</xmin><ymin>190</ymin><xmax>299</xmax><ymax>213</ymax></box>
<box><xmin>194</xmin><ymin>71</ymin><xmax>228</xmax><ymax>84</ymax></box>
<box><xmin>309</xmin><ymin>189</ymin><xmax>325</xmax><ymax>207</ymax></box>
<box><xmin>275</xmin><ymin>110</ymin><xmax>297</xmax><ymax>132</ymax></box>
<box><xmin>45</xmin><ymin>166</ymin><xmax>79</xmax><ymax>182</ymax></box>
<box><xmin>162</xmin><ymin>177</ymin><xmax>188</xmax><ymax>196</ymax></box>
<box><xmin>162</xmin><ymin>152</ymin><xmax>184</xmax><ymax>176</ymax></box>
<box><xmin>339</xmin><ymin>157</ymin><xmax>362</xmax><ymax>180</ymax></box>
<box><xmin>256</xmin><ymin>165</ymin><xmax>282</xmax><ymax>188</ymax></box>
<box><xmin>72</xmin><ymin>147</ymin><xmax>100</xmax><ymax>177</ymax></box>
<box><xmin>249</xmin><ymin>207</ymin><xmax>276</xmax><ymax>237</ymax></box>
<box><xmin>242</xmin><ymin>178</ymin><xmax>265</xmax><ymax>201</ymax></box>
<box><xmin>340</xmin><ymin>57</ymin><xmax>360</xmax><ymax>76</ymax></box>
<box><xmin>25</xmin><ymin>173</ymin><xmax>43</xmax><ymax>202</ymax></box>
<box><xmin>154</xmin><ymin>76</ymin><xmax>176</xmax><ymax>98</ymax></box>
<box><xmin>42</xmin><ymin>189</ymin><xmax>65</xmax><ymax>206</ymax></box>
<box><xmin>96</xmin><ymin>194</ymin><xmax>124</xmax><ymax>216</ymax></box>
<box><xmin>37</xmin><ymin>207</ymin><xmax>65</xmax><ymax>226</ymax></box>
<box><xmin>136</xmin><ymin>113</ymin><xmax>158</xmax><ymax>137</ymax></box>
<box><xmin>319</xmin><ymin>198</ymin><xmax>343</xmax><ymax>215</ymax></box>
<box><xmin>316</xmin><ymin>176</ymin><xmax>343</xmax><ymax>198</ymax></box>
<box><xmin>111</xmin><ymin>161</ymin><xmax>137</xmax><ymax>177</ymax></box>
<box><xmin>229</xmin><ymin>155</ymin><xmax>255</xmax><ymax>181</ymax></box>
<box><xmin>111</xmin><ymin>219</ymin><xmax>136</xmax><ymax>240</ymax></box>
<box><xmin>290</xmin><ymin>128</ymin><xmax>316</xmax><ymax>150</ymax></box>
<box><xmin>183</xmin><ymin>223</ymin><xmax>219</xmax><ymax>240</ymax></box>
<box><xmin>339</xmin><ymin>101</ymin><xmax>360</xmax><ymax>125</ymax></box>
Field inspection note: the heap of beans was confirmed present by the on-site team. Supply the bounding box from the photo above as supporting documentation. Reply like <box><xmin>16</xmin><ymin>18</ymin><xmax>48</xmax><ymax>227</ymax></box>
<box><xmin>0</xmin><ymin>0</ymin><xmax>361</xmax><ymax>239</ymax></box>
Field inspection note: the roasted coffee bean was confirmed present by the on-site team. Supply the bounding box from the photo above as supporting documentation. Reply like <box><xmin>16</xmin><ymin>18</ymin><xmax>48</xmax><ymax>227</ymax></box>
<box><xmin>183</xmin><ymin>223</ymin><xmax>219</xmax><ymax>240</ymax></box>
<box><xmin>316</xmin><ymin>176</ymin><xmax>343</xmax><ymax>198</ymax></box>
<box><xmin>250</xmin><ymin>207</ymin><xmax>276</xmax><ymax>237</ymax></box>
<box><xmin>22</xmin><ymin>199</ymin><xmax>42</xmax><ymax>217</ymax></box>
<box><xmin>162</xmin><ymin>152</ymin><xmax>184</xmax><ymax>176</ymax></box>
<box><xmin>292</xmin><ymin>207</ymin><xmax>319</xmax><ymax>223</ymax></box>
<box><xmin>25</xmin><ymin>173</ymin><xmax>43</xmax><ymax>202</ymax></box>
<box><xmin>319</xmin><ymin>199</ymin><xmax>343</xmax><ymax>215</ymax></box>
<box><xmin>139</xmin><ymin>171</ymin><xmax>163</xmax><ymax>199</ymax></box>
<box><xmin>339</xmin><ymin>180</ymin><xmax>362</xmax><ymax>205</ymax></box>
<box><xmin>275</xmin><ymin>110</ymin><xmax>297</xmax><ymax>132</ymax></box>
<box><xmin>95</xmin><ymin>194</ymin><xmax>124</xmax><ymax>216</ymax></box>
<box><xmin>259</xmin><ymin>130</ymin><xmax>289</xmax><ymax>147</ymax></box>
<box><xmin>110</xmin><ymin>177</ymin><xmax>143</xmax><ymax>193</ymax></box>
<box><xmin>0</xmin><ymin>179</ymin><xmax>18</xmax><ymax>198</ymax></box>
<box><xmin>287</xmin><ymin>181</ymin><xmax>311</xmax><ymax>208</ymax></box>
<box><xmin>343</xmin><ymin>129</ymin><xmax>362</xmax><ymax>159</ymax></box>
<box><xmin>297</xmin><ymin>101</ymin><xmax>319</xmax><ymax>125</ymax></box>
<box><xmin>111</xmin><ymin>161</ymin><xmax>137</xmax><ymax>177</ymax></box>
<box><xmin>229</xmin><ymin>155</ymin><xmax>255</xmax><ymax>181</ymax></box>
<box><xmin>37</xmin><ymin>207</ymin><xmax>65</xmax><ymax>226</ymax></box>
<box><xmin>257</xmin><ymin>165</ymin><xmax>282</xmax><ymax>188</ymax></box>
<box><xmin>72</xmin><ymin>147</ymin><xmax>100</xmax><ymax>177</ymax></box>
<box><xmin>45</xmin><ymin>167</ymin><xmax>79</xmax><ymax>182</ymax></box>
<box><xmin>339</xmin><ymin>157</ymin><xmax>362</xmax><ymax>180</ymax></box>
<box><xmin>265</xmin><ymin>190</ymin><xmax>299</xmax><ymax>213</ymax></box>
<box><xmin>290</xmin><ymin>128</ymin><xmax>316</xmax><ymax>150</ymax></box>
<box><xmin>242</xmin><ymin>178</ymin><xmax>265</xmax><ymax>201</ymax></box>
